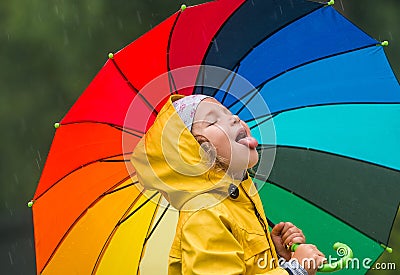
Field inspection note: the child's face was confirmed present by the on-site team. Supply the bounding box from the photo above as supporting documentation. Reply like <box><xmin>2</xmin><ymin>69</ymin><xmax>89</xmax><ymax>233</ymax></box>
<box><xmin>191</xmin><ymin>98</ymin><xmax>259</xmax><ymax>177</ymax></box>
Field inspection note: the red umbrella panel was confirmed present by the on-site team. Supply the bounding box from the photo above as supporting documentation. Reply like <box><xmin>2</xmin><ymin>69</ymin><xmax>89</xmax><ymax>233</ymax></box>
<box><xmin>30</xmin><ymin>0</ymin><xmax>248</xmax><ymax>274</ymax></box>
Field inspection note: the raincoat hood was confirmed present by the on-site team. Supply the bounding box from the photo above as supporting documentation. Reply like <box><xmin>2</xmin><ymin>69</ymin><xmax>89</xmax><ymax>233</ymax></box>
<box><xmin>131</xmin><ymin>95</ymin><xmax>238</xmax><ymax>210</ymax></box>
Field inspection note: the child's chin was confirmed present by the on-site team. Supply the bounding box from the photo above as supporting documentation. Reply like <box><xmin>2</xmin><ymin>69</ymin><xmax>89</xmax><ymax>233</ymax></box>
<box><xmin>247</xmin><ymin>160</ymin><xmax>258</xmax><ymax>169</ymax></box>
<box><xmin>248</xmin><ymin>152</ymin><xmax>259</xmax><ymax>167</ymax></box>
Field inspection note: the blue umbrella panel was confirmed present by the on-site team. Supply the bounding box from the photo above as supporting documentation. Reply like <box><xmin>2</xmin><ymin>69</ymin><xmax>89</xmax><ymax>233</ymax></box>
<box><xmin>196</xmin><ymin>1</ymin><xmax>400</xmax><ymax>274</ymax></box>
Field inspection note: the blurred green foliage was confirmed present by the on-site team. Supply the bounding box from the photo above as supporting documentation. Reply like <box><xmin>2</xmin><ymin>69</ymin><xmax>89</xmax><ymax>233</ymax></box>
<box><xmin>0</xmin><ymin>0</ymin><xmax>398</xmax><ymax>273</ymax></box>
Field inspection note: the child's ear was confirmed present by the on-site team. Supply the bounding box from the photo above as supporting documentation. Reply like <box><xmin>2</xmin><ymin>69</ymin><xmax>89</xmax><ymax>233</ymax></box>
<box><xmin>200</xmin><ymin>142</ymin><xmax>217</xmax><ymax>164</ymax></box>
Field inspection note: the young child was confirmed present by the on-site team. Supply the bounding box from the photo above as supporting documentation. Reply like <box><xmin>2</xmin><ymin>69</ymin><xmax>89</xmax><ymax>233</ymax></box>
<box><xmin>131</xmin><ymin>94</ymin><xmax>325</xmax><ymax>275</ymax></box>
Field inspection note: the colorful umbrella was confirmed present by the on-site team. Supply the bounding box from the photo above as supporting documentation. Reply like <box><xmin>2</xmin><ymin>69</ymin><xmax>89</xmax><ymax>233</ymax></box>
<box><xmin>30</xmin><ymin>0</ymin><xmax>400</xmax><ymax>274</ymax></box>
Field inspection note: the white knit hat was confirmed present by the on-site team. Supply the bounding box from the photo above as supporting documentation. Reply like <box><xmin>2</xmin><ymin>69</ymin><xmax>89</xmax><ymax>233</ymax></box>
<box><xmin>172</xmin><ymin>95</ymin><xmax>210</xmax><ymax>131</ymax></box>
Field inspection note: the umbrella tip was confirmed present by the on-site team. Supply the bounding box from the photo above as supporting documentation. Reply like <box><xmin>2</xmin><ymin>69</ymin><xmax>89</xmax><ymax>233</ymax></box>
<box><xmin>381</xmin><ymin>40</ymin><xmax>389</xmax><ymax>47</ymax></box>
<box><xmin>327</xmin><ymin>0</ymin><xmax>334</xmax><ymax>6</ymax></box>
<box><xmin>380</xmin><ymin>244</ymin><xmax>393</xmax><ymax>253</ymax></box>
<box><xmin>108</xmin><ymin>53</ymin><xmax>114</xmax><ymax>59</ymax></box>
<box><xmin>54</xmin><ymin>122</ymin><xmax>60</xmax><ymax>129</ymax></box>
<box><xmin>180</xmin><ymin>4</ymin><xmax>187</xmax><ymax>11</ymax></box>
<box><xmin>27</xmin><ymin>200</ymin><xmax>34</xmax><ymax>208</ymax></box>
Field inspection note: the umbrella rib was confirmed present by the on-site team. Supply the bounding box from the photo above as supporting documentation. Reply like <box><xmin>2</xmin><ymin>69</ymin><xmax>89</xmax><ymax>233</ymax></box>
<box><xmin>259</xmin><ymin>144</ymin><xmax>400</xmax><ymax>174</ymax></box>
<box><xmin>256</xmin><ymin>144</ymin><xmax>276</xmax><ymax>150</ymax></box>
<box><xmin>99</xmin><ymin>159</ymin><xmax>130</xmax><ymax>163</ymax></box>
<box><xmin>201</xmin><ymin>2</ymin><xmax>324</xmax><ymax>99</ymax></box>
<box><xmin>385</xmin><ymin>206</ymin><xmax>400</xmax><ymax>246</ymax></box>
<box><xmin>92</xmin><ymin>191</ymin><xmax>160</xmax><ymax>273</ymax></box>
<box><xmin>196</xmin><ymin>65</ymin><xmax>237</xmax><ymax>96</ymax></box>
<box><xmin>228</xmin><ymin>86</ymin><xmax>258</xmax><ymax>114</ymax></box>
<box><xmin>34</xmin><ymin>153</ymin><xmax>133</xmax><ymax>201</ymax></box>
<box><xmin>143</xmin><ymin>203</ymin><xmax>171</xmax><ymax>246</ymax></box>
<box><xmin>244</xmin><ymin>101</ymin><xmax>400</xmax><ymax>125</ymax></box>
<box><xmin>194</xmin><ymin>0</ymin><xmax>247</xmax><ymax>96</ymax></box>
<box><xmin>118</xmin><ymin>192</ymin><xmax>160</xmax><ymax>225</ymax></box>
<box><xmin>264</xmin><ymin>177</ymin><xmax>389</xmax><ymax>247</ymax></box>
<box><xmin>58</xmin><ymin>121</ymin><xmax>144</xmax><ymax>138</ymax></box>
<box><xmin>102</xmin><ymin>172</ymin><xmax>137</xmax><ymax>195</ymax></box>
<box><xmin>229</xmin><ymin>43</ymin><xmax>379</xmax><ymax>109</ymax></box>
<box><xmin>196</xmin><ymin>63</ymin><xmax>239</xmax><ymax>99</ymax></box>
<box><xmin>227</xmin><ymin>4</ymin><xmax>324</xmax><ymax>81</ymax></box>
<box><xmin>219</xmin><ymin>65</ymin><xmax>240</xmax><ymax>104</ymax></box>
<box><xmin>40</xmin><ymin>173</ymin><xmax>135</xmax><ymax>274</ymax></box>
<box><xmin>198</xmin><ymin>65</ymin><xmax>206</xmax><ymax>95</ymax></box>
<box><xmin>91</xmin><ymin>188</ymin><xmax>153</xmax><ymax>275</ymax></box>
<box><xmin>102</xmin><ymin>180</ymin><xmax>139</xmax><ymax>196</ymax></box>
<box><xmin>136</xmin><ymin>200</ymin><xmax>168</xmax><ymax>274</ymax></box>
<box><xmin>198</xmin><ymin>0</ymin><xmax>253</xmax><ymax>68</ymax></box>
<box><xmin>111</xmin><ymin>125</ymin><xmax>144</xmax><ymax>138</ymax></box>
<box><xmin>211</xmin><ymin>3</ymin><xmax>324</xmax><ymax>101</ymax></box>
<box><xmin>110</xmin><ymin>58</ymin><xmax>158</xmax><ymax>115</ymax></box>
<box><xmin>248</xmin><ymin>113</ymin><xmax>278</xmax><ymax>130</ymax></box>
<box><xmin>166</xmin><ymin>11</ymin><xmax>182</xmax><ymax>94</ymax></box>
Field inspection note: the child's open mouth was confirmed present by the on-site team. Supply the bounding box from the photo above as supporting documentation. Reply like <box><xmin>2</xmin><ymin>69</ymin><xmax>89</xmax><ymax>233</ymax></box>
<box><xmin>235</xmin><ymin>129</ymin><xmax>258</xmax><ymax>149</ymax></box>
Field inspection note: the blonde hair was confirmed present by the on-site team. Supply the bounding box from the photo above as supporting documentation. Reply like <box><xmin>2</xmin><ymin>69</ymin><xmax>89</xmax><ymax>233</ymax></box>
<box><xmin>193</xmin><ymin>134</ymin><xmax>229</xmax><ymax>173</ymax></box>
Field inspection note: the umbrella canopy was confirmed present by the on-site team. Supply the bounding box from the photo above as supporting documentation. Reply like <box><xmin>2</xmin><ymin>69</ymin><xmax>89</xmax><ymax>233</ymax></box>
<box><xmin>30</xmin><ymin>0</ymin><xmax>400</xmax><ymax>274</ymax></box>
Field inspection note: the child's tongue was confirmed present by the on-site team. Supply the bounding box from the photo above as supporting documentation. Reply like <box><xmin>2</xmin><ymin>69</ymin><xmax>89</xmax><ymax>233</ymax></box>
<box><xmin>237</xmin><ymin>136</ymin><xmax>258</xmax><ymax>149</ymax></box>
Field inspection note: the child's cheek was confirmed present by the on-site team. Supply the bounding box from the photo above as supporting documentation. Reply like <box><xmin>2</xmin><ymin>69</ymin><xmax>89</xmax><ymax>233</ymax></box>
<box><xmin>213</xmin><ymin>131</ymin><xmax>232</xmax><ymax>158</ymax></box>
<box><xmin>241</xmin><ymin>121</ymin><xmax>251</xmax><ymax>136</ymax></box>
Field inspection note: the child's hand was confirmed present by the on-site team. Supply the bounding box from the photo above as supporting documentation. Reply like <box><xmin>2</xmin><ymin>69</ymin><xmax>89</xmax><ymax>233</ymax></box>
<box><xmin>271</xmin><ymin>222</ymin><xmax>305</xmax><ymax>260</ymax></box>
<box><xmin>292</xmin><ymin>244</ymin><xmax>326</xmax><ymax>275</ymax></box>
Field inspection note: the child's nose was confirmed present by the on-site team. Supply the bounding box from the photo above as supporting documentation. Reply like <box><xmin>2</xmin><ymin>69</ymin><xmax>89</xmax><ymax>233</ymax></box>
<box><xmin>231</xmin><ymin>114</ymin><xmax>240</xmax><ymax>124</ymax></box>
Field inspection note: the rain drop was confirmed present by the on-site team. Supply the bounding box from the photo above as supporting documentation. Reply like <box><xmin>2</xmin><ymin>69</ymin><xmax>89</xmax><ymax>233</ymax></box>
<box><xmin>213</xmin><ymin>38</ymin><xmax>219</xmax><ymax>52</ymax></box>
<box><xmin>35</xmin><ymin>158</ymin><xmax>41</xmax><ymax>171</ymax></box>
<box><xmin>37</xmin><ymin>150</ymin><xmax>42</xmax><ymax>162</ymax></box>
<box><xmin>14</xmin><ymin>174</ymin><xmax>19</xmax><ymax>185</ymax></box>
<box><xmin>9</xmin><ymin>206</ymin><xmax>14</xmax><ymax>216</ymax></box>
<box><xmin>137</xmin><ymin>10</ymin><xmax>143</xmax><ymax>24</ymax></box>
<box><xmin>8</xmin><ymin>251</ymin><xmax>13</xmax><ymax>265</ymax></box>
<box><xmin>339</xmin><ymin>0</ymin><xmax>345</xmax><ymax>11</ymax></box>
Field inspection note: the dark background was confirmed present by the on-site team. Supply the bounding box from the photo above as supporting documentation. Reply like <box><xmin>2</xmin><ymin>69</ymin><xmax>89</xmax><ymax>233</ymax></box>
<box><xmin>1</xmin><ymin>0</ymin><xmax>399</xmax><ymax>274</ymax></box>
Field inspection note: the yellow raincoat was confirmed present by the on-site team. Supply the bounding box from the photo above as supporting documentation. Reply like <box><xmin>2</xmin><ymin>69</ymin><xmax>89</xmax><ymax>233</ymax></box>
<box><xmin>132</xmin><ymin>95</ymin><xmax>289</xmax><ymax>275</ymax></box>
